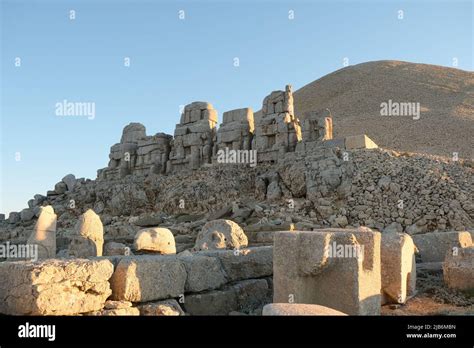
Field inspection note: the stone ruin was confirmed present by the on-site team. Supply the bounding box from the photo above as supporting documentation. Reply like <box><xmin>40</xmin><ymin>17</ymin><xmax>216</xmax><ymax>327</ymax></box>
<box><xmin>2</xmin><ymin>81</ymin><xmax>472</xmax><ymax>317</ymax></box>
<box><xmin>97</xmin><ymin>84</ymin><xmax>351</xmax><ymax>178</ymax></box>
<box><xmin>98</xmin><ymin>123</ymin><xmax>172</xmax><ymax>180</ymax></box>
<box><xmin>254</xmin><ymin>85</ymin><xmax>302</xmax><ymax>162</ymax></box>
<box><xmin>215</xmin><ymin>108</ymin><xmax>254</xmax><ymax>154</ymax></box>
<box><xmin>168</xmin><ymin>102</ymin><xmax>218</xmax><ymax>172</ymax></box>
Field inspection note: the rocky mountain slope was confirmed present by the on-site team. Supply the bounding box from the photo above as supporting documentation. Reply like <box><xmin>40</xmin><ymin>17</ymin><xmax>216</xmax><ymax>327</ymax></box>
<box><xmin>292</xmin><ymin>61</ymin><xmax>474</xmax><ymax>158</ymax></box>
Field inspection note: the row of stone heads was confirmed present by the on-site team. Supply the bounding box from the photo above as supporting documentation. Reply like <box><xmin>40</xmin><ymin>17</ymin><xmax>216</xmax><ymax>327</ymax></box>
<box><xmin>24</xmin><ymin>204</ymin><xmax>251</xmax><ymax>260</ymax></box>
<box><xmin>113</xmin><ymin>84</ymin><xmax>332</xmax><ymax>147</ymax></box>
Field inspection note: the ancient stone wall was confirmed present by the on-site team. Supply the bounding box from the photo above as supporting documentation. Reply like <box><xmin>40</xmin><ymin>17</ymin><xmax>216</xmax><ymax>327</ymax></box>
<box><xmin>0</xmin><ymin>246</ymin><xmax>273</xmax><ymax>315</ymax></box>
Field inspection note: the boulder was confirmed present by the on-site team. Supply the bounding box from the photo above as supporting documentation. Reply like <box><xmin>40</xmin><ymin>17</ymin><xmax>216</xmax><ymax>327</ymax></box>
<box><xmin>412</xmin><ymin>231</ymin><xmax>472</xmax><ymax>262</ymax></box>
<box><xmin>68</xmin><ymin>209</ymin><xmax>104</xmax><ymax>257</ymax></box>
<box><xmin>262</xmin><ymin>303</ymin><xmax>347</xmax><ymax>316</ymax></box>
<box><xmin>0</xmin><ymin>259</ymin><xmax>113</xmax><ymax>315</ymax></box>
<box><xmin>133</xmin><ymin>227</ymin><xmax>176</xmax><ymax>254</ymax></box>
<box><xmin>26</xmin><ymin>205</ymin><xmax>57</xmax><ymax>259</ymax></box>
<box><xmin>194</xmin><ymin>219</ymin><xmax>248</xmax><ymax>251</ymax></box>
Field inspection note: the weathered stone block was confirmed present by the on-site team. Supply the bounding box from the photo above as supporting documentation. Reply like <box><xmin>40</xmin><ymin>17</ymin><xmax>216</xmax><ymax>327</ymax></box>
<box><xmin>194</xmin><ymin>219</ymin><xmax>248</xmax><ymax>251</ymax></box>
<box><xmin>201</xmin><ymin>246</ymin><xmax>273</xmax><ymax>281</ymax></box>
<box><xmin>68</xmin><ymin>209</ymin><xmax>104</xmax><ymax>257</ymax></box>
<box><xmin>381</xmin><ymin>232</ymin><xmax>416</xmax><ymax>304</ymax></box>
<box><xmin>26</xmin><ymin>205</ymin><xmax>57</xmax><ymax>259</ymax></box>
<box><xmin>345</xmin><ymin>134</ymin><xmax>378</xmax><ymax>150</ymax></box>
<box><xmin>413</xmin><ymin>231</ymin><xmax>472</xmax><ymax>262</ymax></box>
<box><xmin>263</xmin><ymin>303</ymin><xmax>347</xmax><ymax>316</ymax></box>
<box><xmin>0</xmin><ymin>259</ymin><xmax>113</xmax><ymax>315</ymax></box>
<box><xmin>110</xmin><ymin>255</ymin><xmax>186</xmax><ymax>302</ymax></box>
<box><xmin>443</xmin><ymin>246</ymin><xmax>474</xmax><ymax>291</ymax></box>
<box><xmin>183</xmin><ymin>279</ymin><xmax>269</xmax><ymax>315</ymax></box>
<box><xmin>273</xmin><ymin>228</ymin><xmax>381</xmax><ymax>315</ymax></box>
<box><xmin>179</xmin><ymin>254</ymin><xmax>227</xmax><ymax>292</ymax></box>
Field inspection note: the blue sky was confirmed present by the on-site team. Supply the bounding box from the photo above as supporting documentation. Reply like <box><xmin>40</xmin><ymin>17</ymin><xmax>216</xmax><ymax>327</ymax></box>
<box><xmin>1</xmin><ymin>0</ymin><xmax>472</xmax><ymax>215</ymax></box>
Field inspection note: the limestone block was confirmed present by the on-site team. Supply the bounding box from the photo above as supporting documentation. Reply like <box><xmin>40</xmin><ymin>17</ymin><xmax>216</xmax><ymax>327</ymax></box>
<box><xmin>0</xmin><ymin>258</ymin><xmax>113</xmax><ymax>315</ymax></box>
<box><xmin>262</xmin><ymin>303</ymin><xmax>347</xmax><ymax>316</ymax></box>
<box><xmin>201</xmin><ymin>246</ymin><xmax>273</xmax><ymax>281</ymax></box>
<box><xmin>443</xmin><ymin>246</ymin><xmax>474</xmax><ymax>291</ymax></box>
<box><xmin>381</xmin><ymin>232</ymin><xmax>416</xmax><ymax>304</ymax></box>
<box><xmin>344</xmin><ymin>134</ymin><xmax>378</xmax><ymax>150</ymax></box>
<box><xmin>8</xmin><ymin>212</ymin><xmax>20</xmax><ymax>224</ymax></box>
<box><xmin>190</xmin><ymin>109</ymin><xmax>202</xmax><ymax>123</ymax></box>
<box><xmin>54</xmin><ymin>181</ymin><xmax>67</xmax><ymax>194</ymax></box>
<box><xmin>194</xmin><ymin>219</ymin><xmax>248</xmax><ymax>251</ymax></box>
<box><xmin>133</xmin><ymin>227</ymin><xmax>176</xmax><ymax>254</ymax></box>
<box><xmin>218</xmin><ymin>128</ymin><xmax>244</xmax><ymax>144</ymax></box>
<box><xmin>188</xmin><ymin>119</ymin><xmax>216</xmax><ymax>134</ymax></box>
<box><xmin>178</xmin><ymin>254</ymin><xmax>227</xmax><ymax>292</ymax></box>
<box><xmin>61</xmin><ymin>174</ymin><xmax>77</xmax><ymax>191</ymax></box>
<box><xmin>412</xmin><ymin>231</ymin><xmax>472</xmax><ymax>262</ymax></box>
<box><xmin>222</xmin><ymin>108</ymin><xmax>253</xmax><ymax>127</ymax></box>
<box><xmin>68</xmin><ymin>209</ymin><xmax>104</xmax><ymax>257</ymax></box>
<box><xmin>183</xmin><ymin>279</ymin><xmax>269</xmax><ymax>315</ymax></box>
<box><xmin>233</xmin><ymin>279</ymin><xmax>270</xmax><ymax>311</ymax></box>
<box><xmin>110</xmin><ymin>255</ymin><xmax>186</xmax><ymax>302</ymax></box>
<box><xmin>185</xmin><ymin>101</ymin><xmax>213</xmax><ymax>112</ymax></box>
<box><xmin>273</xmin><ymin>228</ymin><xmax>381</xmax><ymax>315</ymax></box>
<box><xmin>26</xmin><ymin>205</ymin><xmax>57</xmax><ymax>259</ymax></box>
<box><xmin>138</xmin><ymin>299</ymin><xmax>185</xmax><ymax>316</ymax></box>
<box><xmin>120</xmin><ymin>123</ymin><xmax>146</xmax><ymax>143</ymax></box>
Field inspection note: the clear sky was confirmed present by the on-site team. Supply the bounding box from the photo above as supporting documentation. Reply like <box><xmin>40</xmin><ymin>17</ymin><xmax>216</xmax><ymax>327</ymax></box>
<box><xmin>1</xmin><ymin>0</ymin><xmax>472</xmax><ymax>215</ymax></box>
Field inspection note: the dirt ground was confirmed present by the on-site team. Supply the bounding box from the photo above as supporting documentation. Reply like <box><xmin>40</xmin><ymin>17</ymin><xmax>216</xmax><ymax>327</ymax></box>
<box><xmin>382</xmin><ymin>266</ymin><xmax>474</xmax><ymax>316</ymax></box>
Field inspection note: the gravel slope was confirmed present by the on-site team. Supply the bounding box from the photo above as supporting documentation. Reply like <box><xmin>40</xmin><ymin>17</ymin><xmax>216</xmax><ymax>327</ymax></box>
<box><xmin>291</xmin><ymin>60</ymin><xmax>474</xmax><ymax>159</ymax></box>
